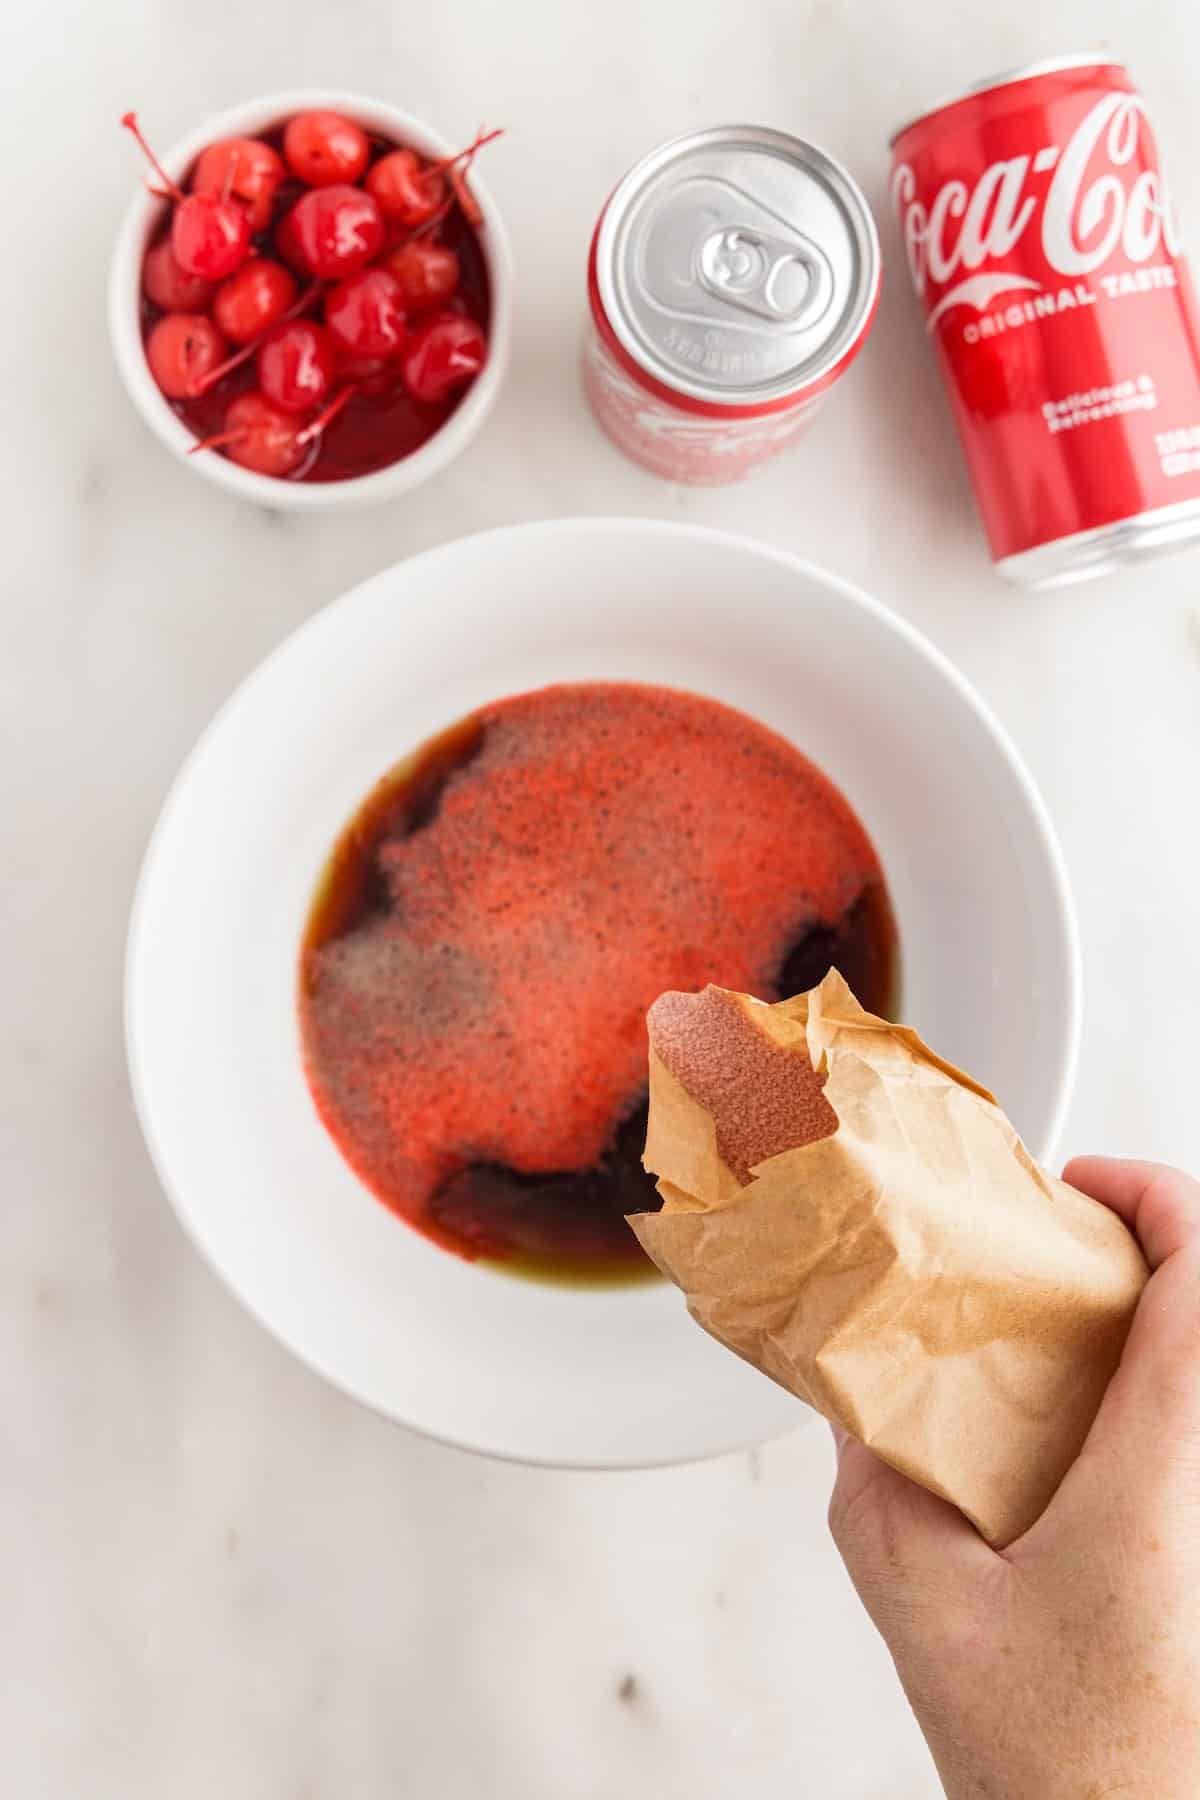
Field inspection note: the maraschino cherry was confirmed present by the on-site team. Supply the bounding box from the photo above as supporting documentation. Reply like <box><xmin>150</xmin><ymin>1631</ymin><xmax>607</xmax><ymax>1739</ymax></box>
<box><xmin>384</xmin><ymin>240</ymin><xmax>460</xmax><ymax>311</ymax></box>
<box><xmin>257</xmin><ymin>320</ymin><xmax>337</xmax><ymax>413</ymax></box>
<box><xmin>325</xmin><ymin>268</ymin><xmax>408</xmax><ymax>358</ymax></box>
<box><xmin>366</xmin><ymin>128</ymin><xmax>501</xmax><ymax>229</ymax></box>
<box><xmin>279</xmin><ymin>184</ymin><xmax>384</xmax><ymax>280</ymax></box>
<box><xmin>145</xmin><ymin>313</ymin><xmax>228</xmax><ymax>399</ymax></box>
<box><xmin>174</xmin><ymin>197</ymin><xmax>250</xmax><ymax>280</ymax></box>
<box><xmin>283</xmin><ymin>111</ymin><xmax>369</xmax><ymax>187</ymax></box>
<box><xmin>122</xmin><ymin>113</ymin><xmax>251</xmax><ymax>279</ymax></box>
<box><xmin>191</xmin><ymin>392</ymin><xmax>308</xmax><ymax>476</ymax></box>
<box><xmin>191</xmin><ymin>137</ymin><xmax>285</xmax><ymax>232</ymax></box>
<box><xmin>400</xmin><ymin>313</ymin><xmax>486</xmax><ymax>404</ymax></box>
<box><xmin>366</xmin><ymin>148</ymin><xmax>445</xmax><ymax>228</ymax></box>
<box><xmin>213</xmin><ymin>257</ymin><xmax>298</xmax><ymax>344</ymax></box>
<box><xmin>142</xmin><ymin>239</ymin><xmax>215</xmax><ymax>312</ymax></box>
<box><xmin>192</xmin><ymin>385</ymin><xmax>357</xmax><ymax>476</ymax></box>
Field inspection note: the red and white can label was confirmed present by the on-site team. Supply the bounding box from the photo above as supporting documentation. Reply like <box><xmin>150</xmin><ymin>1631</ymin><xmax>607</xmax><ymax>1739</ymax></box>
<box><xmin>582</xmin><ymin>331</ymin><xmax>823</xmax><ymax>486</ymax></box>
<box><xmin>891</xmin><ymin>63</ymin><xmax>1200</xmax><ymax>565</ymax></box>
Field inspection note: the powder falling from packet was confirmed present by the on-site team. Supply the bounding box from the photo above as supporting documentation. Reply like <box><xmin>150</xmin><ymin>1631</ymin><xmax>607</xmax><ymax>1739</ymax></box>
<box><xmin>645</xmin><ymin>988</ymin><xmax>838</xmax><ymax>1180</ymax></box>
<box><xmin>632</xmin><ymin>973</ymin><xmax>1149</xmax><ymax>1548</ymax></box>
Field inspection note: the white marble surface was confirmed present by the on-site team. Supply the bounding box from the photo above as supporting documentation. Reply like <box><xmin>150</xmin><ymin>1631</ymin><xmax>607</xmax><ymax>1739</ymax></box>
<box><xmin>6</xmin><ymin>1</ymin><xmax>1200</xmax><ymax>1794</ymax></box>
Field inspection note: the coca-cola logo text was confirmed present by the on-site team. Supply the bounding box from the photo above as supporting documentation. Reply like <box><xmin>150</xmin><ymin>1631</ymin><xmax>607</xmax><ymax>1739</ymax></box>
<box><xmin>893</xmin><ymin>93</ymin><xmax>1182</xmax><ymax>329</ymax></box>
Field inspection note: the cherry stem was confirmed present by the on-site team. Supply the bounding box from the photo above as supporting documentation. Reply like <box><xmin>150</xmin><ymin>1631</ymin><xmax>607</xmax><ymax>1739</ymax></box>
<box><xmin>428</xmin><ymin>126</ymin><xmax>504</xmax><ymax>178</ymax></box>
<box><xmin>448</xmin><ymin>167</ymin><xmax>481</xmax><ymax>230</ymax></box>
<box><xmin>187</xmin><ymin>281</ymin><xmax>324</xmax><ymax>397</ymax></box>
<box><xmin>400</xmin><ymin>197</ymin><xmax>455</xmax><ymax>247</ymax></box>
<box><xmin>188</xmin><ymin>427</ymin><xmax>244</xmax><ymax>457</ymax></box>
<box><xmin>288</xmin><ymin>279</ymin><xmax>325</xmax><ymax>320</ymax></box>
<box><xmin>395</xmin><ymin>132</ymin><xmax>503</xmax><ymax>248</ymax></box>
<box><xmin>188</xmin><ymin>343</ymin><xmax>256</xmax><ymax>397</ymax></box>
<box><xmin>121</xmin><ymin>111</ymin><xmax>184</xmax><ymax>203</ymax></box>
<box><xmin>430</xmin><ymin>126</ymin><xmax>502</xmax><ymax>232</ymax></box>
<box><xmin>188</xmin><ymin>378</ymin><xmax>358</xmax><ymax>464</ymax></box>
<box><xmin>296</xmin><ymin>383</ymin><xmax>359</xmax><ymax>446</ymax></box>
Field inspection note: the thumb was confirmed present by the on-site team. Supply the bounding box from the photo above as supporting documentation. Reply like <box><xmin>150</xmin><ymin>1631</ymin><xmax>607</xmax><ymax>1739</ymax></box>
<box><xmin>828</xmin><ymin>1429</ymin><xmax>996</xmax><ymax>1645</ymax></box>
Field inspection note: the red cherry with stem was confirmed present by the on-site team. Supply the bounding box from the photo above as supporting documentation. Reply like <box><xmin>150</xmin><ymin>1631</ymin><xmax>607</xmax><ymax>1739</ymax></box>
<box><xmin>283</xmin><ymin>111</ymin><xmax>369</xmax><ymax>187</ymax></box>
<box><xmin>189</xmin><ymin>391</ymin><xmax>308</xmax><ymax>476</ymax></box>
<box><xmin>280</xmin><ymin>185</ymin><xmax>384</xmax><ymax>280</ymax></box>
<box><xmin>122</xmin><ymin>113</ymin><xmax>251</xmax><ymax>279</ymax></box>
<box><xmin>192</xmin><ymin>137</ymin><xmax>284</xmax><ymax>232</ymax></box>
<box><xmin>258</xmin><ymin>319</ymin><xmax>337</xmax><ymax>413</ymax></box>
<box><xmin>400</xmin><ymin>313</ymin><xmax>486</xmax><ymax>404</ymax></box>
<box><xmin>367</xmin><ymin>128</ymin><xmax>503</xmax><ymax>230</ymax></box>
<box><xmin>365</xmin><ymin>149</ymin><xmax>444</xmax><ymax>227</ymax></box>
<box><xmin>145</xmin><ymin>312</ymin><xmax>228</xmax><ymax>399</ymax></box>
<box><xmin>383</xmin><ymin>239</ymin><xmax>460</xmax><ymax>311</ymax></box>
<box><xmin>185</xmin><ymin>279</ymin><xmax>322</xmax><ymax>396</ymax></box>
<box><xmin>142</xmin><ymin>238</ymin><xmax>215</xmax><ymax>311</ymax></box>
<box><xmin>213</xmin><ymin>257</ymin><xmax>298</xmax><ymax>344</ymax></box>
<box><xmin>324</xmin><ymin>268</ymin><xmax>407</xmax><ymax>358</ymax></box>
<box><xmin>173</xmin><ymin>191</ymin><xmax>251</xmax><ymax>278</ymax></box>
<box><xmin>191</xmin><ymin>384</ymin><xmax>358</xmax><ymax>476</ymax></box>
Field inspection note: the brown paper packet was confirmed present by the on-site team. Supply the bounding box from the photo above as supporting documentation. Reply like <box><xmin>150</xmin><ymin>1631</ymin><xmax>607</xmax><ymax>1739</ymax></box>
<box><xmin>631</xmin><ymin>971</ymin><xmax>1148</xmax><ymax>1547</ymax></box>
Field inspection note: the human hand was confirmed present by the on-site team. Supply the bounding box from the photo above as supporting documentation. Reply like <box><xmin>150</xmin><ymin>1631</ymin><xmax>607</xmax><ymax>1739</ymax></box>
<box><xmin>828</xmin><ymin>1156</ymin><xmax>1200</xmax><ymax>1799</ymax></box>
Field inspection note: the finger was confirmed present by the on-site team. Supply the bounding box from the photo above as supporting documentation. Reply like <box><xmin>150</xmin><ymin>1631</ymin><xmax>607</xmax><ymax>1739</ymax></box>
<box><xmin>1019</xmin><ymin>1238</ymin><xmax>1200</xmax><ymax>1551</ymax></box>
<box><xmin>1085</xmin><ymin>1244</ymin><xmax>1200</xmax><ymax>1447</ymax></box>
<box><xmin>1060</xmin><ymin>1157</ymin><xmax>1200</xmax><ymax>1442</ymax></box>
<box><xmin>828</xmin><ymin>1434</ymin><xmax>995</xmax><ymax>1639</ymax></box>
<box><xmin>1063</xmin><ymin>1156</ymin><xmax>1200</xmax><ymax>1268</ymax></box>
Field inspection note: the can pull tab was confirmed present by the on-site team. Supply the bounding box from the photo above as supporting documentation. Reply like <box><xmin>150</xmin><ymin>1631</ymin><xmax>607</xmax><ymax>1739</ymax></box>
<box><xmin>697</xmin><ymin>226</ymin><xmax>834</xmax><ymax>328</ymax></box>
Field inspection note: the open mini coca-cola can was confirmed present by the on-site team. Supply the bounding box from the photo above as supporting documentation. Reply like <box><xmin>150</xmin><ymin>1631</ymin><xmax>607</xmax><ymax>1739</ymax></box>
<box><xmin>584</xmin><ymin>126</ymin><xmax>881</xmax><ymax>485</ymax></box>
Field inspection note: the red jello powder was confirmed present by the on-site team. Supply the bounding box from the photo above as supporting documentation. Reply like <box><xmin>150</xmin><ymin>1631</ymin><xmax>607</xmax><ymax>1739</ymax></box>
<box><xmin>649</xmin><ymin>986</ymin><xmax>838</xmax><ymax>1183</ymax></box>
<box><xmin>299</xmin><ymin>682</ymin><xmax>894</xmax><ymax>1273</ymax></box>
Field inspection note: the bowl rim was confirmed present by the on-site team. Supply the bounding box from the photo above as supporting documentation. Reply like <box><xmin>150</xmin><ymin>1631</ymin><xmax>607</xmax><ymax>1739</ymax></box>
<box><xmin>124</xmin><ymin>516</ymin><xmax>1084</xmax><ymax>1467</ymax></box>
<box><xmin>108</xmin><ymin>88</ymin><xmax>513</xmax><ymax>510</ymax></box>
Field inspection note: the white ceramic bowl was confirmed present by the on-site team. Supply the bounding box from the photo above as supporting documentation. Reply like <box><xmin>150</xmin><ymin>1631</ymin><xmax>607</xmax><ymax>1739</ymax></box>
<box><xmin>127</xmin><ymin>519</ymin><xmax>1081</xmax><ymax>1466</ymax></box>
<box><xmin>108</xmin><ymin>90</ymin><xmax>512</xmax><ymax>509</ymax></box>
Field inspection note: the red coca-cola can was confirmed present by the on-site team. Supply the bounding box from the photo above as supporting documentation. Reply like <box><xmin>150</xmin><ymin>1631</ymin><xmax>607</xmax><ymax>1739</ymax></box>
<box><xmin>891</xmin><ymin>57</ymin><xmax>1200</xmax><ymax>587</ymax></box>
<box><xmin>584</xmin><ymin>126</ymin><xmax>880</xmax><ymax>485</ymax></box>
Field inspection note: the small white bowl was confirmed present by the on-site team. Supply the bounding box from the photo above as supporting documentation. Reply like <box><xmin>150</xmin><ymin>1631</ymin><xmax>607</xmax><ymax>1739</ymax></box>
<box><xmin>127</xmin><ymin>519</ymin><xmax>1081</xmax><ymax>1467</ymax></box>
<box><xmin>108</xmin><ymin>90</ymin><xmax>512</xmax><ymax>510</ymax></box>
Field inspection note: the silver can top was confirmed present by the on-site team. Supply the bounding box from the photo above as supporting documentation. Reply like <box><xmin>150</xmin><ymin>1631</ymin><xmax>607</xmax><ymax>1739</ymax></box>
<box><xmin>594</xmin><ymin>125</ymin><xmax>880</xmax><ymax>409</ymax></box>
